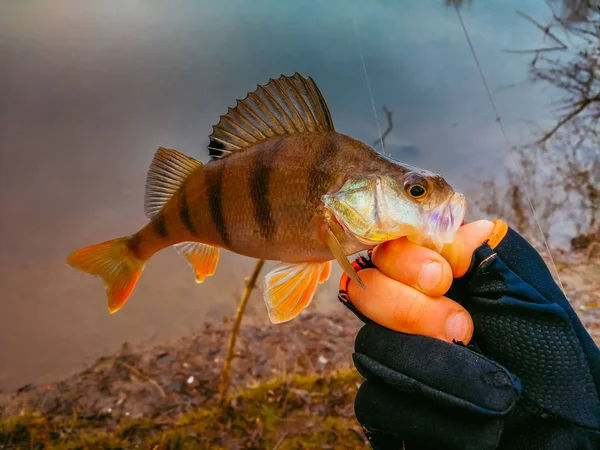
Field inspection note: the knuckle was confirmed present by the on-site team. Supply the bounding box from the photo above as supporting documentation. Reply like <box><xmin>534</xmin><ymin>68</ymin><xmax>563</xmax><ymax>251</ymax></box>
<box><xmin>392</xmin><ymin>289</ymin><xmax>427</xmax><ymax>331</ymax></box>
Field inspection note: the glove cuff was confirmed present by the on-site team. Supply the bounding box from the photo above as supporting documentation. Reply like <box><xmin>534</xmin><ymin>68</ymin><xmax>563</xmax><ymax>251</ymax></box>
<box><xmin>486</xmin><ymin>219</ymin><xmax>509</xmax><ymax>249</ymax></box>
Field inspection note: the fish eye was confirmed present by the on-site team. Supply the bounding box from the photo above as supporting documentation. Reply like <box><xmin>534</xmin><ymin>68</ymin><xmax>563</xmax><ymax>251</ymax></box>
<box><xmin>408</xmin><ymin>184</ymin><xmax>426</xmax><ymax>198</ymax></box>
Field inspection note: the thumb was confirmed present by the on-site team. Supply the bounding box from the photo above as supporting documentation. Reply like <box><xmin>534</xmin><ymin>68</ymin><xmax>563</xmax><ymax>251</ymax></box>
<box><xmin>441</xmin><ymin>220</ymin><xmax>496</xmax><ymax>278</ymax></box>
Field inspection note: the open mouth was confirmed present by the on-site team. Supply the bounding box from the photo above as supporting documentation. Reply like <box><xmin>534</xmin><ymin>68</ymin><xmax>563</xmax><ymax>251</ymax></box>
<box><xmin>407</xmin><ymin>192</ymin><xmax>467</xmax><ymax>252</ymax></box>
<box><xmin>426</xmin><ymin>192</ymin><xmax>467</xmax><ymax>248</ymax></box>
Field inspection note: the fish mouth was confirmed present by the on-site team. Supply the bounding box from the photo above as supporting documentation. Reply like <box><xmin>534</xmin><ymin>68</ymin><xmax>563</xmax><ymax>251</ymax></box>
<box><xmin>407</xmin><ymin>192</ymin><xmax>468</xmax><ymax>252</ymax></box>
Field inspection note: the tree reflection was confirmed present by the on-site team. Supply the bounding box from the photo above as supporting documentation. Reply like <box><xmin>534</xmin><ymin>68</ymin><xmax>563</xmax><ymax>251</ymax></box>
<box><xmin>448</xmin><ymin>0</ymin><xmax>598</xmax><ymax>23</ymax></box>
<box><xmin>465</xmin><ymin>1</ymin><xmax>599</xmax><ymax>246</ymax></box>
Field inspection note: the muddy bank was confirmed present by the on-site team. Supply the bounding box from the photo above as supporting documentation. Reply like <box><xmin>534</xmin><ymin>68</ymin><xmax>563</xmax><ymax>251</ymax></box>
<box><xmin>0</xmin><ymin>311</ymin><xmax>362</xmax><ymax>426</ymax></box>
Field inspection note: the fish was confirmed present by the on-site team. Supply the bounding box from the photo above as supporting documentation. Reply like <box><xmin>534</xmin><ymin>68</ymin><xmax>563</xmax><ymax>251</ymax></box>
<box><xmin>66</xmin><ymin>73</ymin><xmax>467</xmax><ymax>324</ymax></box>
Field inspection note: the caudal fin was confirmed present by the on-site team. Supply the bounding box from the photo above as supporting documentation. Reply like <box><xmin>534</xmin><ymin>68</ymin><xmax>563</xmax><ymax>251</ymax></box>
<box><xmin>66</xmin><ymin>237</ymin><xmax>146</xmax><ymax>314</ymax></box>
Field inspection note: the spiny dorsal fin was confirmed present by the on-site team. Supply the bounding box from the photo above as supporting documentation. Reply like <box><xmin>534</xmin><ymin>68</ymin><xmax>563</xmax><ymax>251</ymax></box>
<box><xmin>144</xmin><ymin>147</ymin><xmax>202</xmax><ymax>219</ymax></box>
<box><xmin>208</xmin><ymin>73</ymin><xmax>335</xmax><ymax>160</ymax></box>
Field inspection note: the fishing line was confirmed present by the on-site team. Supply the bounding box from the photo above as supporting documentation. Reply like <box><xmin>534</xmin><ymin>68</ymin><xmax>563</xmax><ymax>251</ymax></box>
<box><xmin>352</xmin><ymin>7</ymin><xmax>386</xmax><ymax>154</ymax></box>
<box><xmin>453</xmin><ymin>4</ymin><xmax>567</xmax><ymax>297</ymax></box>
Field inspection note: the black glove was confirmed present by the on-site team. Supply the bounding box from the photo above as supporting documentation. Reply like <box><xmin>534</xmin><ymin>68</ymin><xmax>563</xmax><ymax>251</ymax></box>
<box><xmin>339</xmin><ymin>221</ymin><xmax>600</xmax><ymax>450</ymax></box>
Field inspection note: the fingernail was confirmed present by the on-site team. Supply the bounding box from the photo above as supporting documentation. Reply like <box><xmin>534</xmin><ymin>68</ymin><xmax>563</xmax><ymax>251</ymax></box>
<box><xmin>418</xmin><ymin>261</ymin><xmax>442</xmax><ymax>290</ymax></box>
<box><xmin>446</xmin><ymin>312</ymin><xmax>472</xmax><ymax>342</ymax></box>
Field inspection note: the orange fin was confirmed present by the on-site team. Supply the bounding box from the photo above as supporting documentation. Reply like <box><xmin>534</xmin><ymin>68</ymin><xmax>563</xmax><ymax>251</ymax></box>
<box><xmin>66</xmin><ymin>237</ymin><xmax>146</xmax><ymax>314</ymax></box>
<box><xmin>319</xmin><ymin>261</ymin><xmax>332</xmax><ymax>283</ymax></box>
<box><xmin>174</xmin><ymin>242</ymin><xmax>220</xmax><ymax>283</ymax></box>
<box><xmin>264</xmin><ymin>261</ymin><xmax>330</xmax><ymax>324</ymax></box>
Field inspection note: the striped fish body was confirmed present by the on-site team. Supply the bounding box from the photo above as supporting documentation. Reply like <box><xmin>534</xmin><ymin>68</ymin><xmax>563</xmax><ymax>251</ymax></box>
<box><xmin>167</xmin><ymin>132</ymin><xmax>399</xmax><ymax>263</ymax></box>
<box><xmin>67</xmin><ymin>73</ymin><xmax>466</xmax><ymax>324</ymax></box>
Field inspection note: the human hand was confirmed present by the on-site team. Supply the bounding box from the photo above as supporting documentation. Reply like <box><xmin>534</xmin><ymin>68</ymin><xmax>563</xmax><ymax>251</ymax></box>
<box><xmin>339</xmin><ymin>220</ymin><xmax>600</xmax><ymax>450</ymax></box>
<box><xmin>342</xmin><ymin>220</ymin><xmax>495</xmax><ymax>343</ymax></box>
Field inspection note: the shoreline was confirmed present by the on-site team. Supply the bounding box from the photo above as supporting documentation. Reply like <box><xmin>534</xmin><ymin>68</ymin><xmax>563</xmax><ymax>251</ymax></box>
<box><xmin>0</xmin><ymin>248</ymin><xmax>597</xmax><ymax>447</ymax></box>
<box><xmin>0</xmin><ymin>310</ymin><xmax>362</xmax><ymax>425</ymax></box>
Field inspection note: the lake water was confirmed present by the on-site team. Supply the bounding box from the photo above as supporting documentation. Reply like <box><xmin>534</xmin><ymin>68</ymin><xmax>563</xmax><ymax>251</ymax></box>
<box><xmin>0</xmin><ymin>0</ymin><xmax>559</xmax><ymax>390</ymax></box>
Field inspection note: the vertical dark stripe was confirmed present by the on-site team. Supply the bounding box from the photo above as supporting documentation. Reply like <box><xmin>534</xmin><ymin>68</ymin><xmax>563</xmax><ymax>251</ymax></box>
<box><xmin>152</xmin><ymin>211</ymin><xmax>168</xmax><ymax>238</ymax></box>
<box><xmin>250</xmin><ymin>142</ymin><xmax>282</xmax><ymax>240</ymax></box>
<box><xmin>126</xmin><ymin>232</ymin><xmax>143</xmax><ymax>258</ymax></box>
<box><xmin>205</xmin><ymin>161</ymin><xmax>230</xmax><ymax>247</ymax></box>
<box><xmin>178</xmin><ymin>183</ymin><xmax>196</xmax><ymax>235</ymax></box>
<box><xmin>307</xmin><ymin>134</ymin><xmax>339</xmax><ymax>199</ymax></box>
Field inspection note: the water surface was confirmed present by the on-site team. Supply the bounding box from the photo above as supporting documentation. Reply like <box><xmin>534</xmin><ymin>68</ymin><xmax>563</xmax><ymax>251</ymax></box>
<box><xmin>0</xmin><ymin>0</ymin><xmax>557</xmax><ymax>390</ymax></box>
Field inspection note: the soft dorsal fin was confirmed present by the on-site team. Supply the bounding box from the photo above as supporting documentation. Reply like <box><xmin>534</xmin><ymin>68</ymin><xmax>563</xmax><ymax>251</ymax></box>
<box><xmin>208</xmin><ymin>73</ymin><xmax>335</xmax><ymax>160</ymax></box>
<box><xmin>144</xmin><ymin>147</ymin><xmax>202</xmax><ymax>218</ymax></box>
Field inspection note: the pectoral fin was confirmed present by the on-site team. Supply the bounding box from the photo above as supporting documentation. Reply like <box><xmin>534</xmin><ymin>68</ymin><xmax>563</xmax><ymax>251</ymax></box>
<box><xmin>264</xmin><ymin>261</ymin><xmax>330</xmax><ymax>324</ymax></box>
<box><xmin>323</xmin><ymin>225</ymin><xmax>365</xmax><ymax>289</ymax></box>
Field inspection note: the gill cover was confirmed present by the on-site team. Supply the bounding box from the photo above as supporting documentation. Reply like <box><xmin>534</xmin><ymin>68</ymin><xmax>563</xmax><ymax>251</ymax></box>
<box><xmin>322</xmin><ymin>176</ymin><xmax>424</xmax><ymax>245</ymax></box>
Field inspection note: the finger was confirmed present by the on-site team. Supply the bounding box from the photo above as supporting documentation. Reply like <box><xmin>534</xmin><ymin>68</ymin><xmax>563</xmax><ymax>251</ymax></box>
<box><xmin>347</xmin><ymin>269</ymin><xmax>474</xmax><ymax>343</ymax></box>
<box><xmin>372</xmin><ymin>238</ymin><xmax>453</xmax><ymax>297</ymax></box>
<box><xmin>441</xmin><ymin>220</ymin><xmax>495</xmax><ymax>278</ymax></box>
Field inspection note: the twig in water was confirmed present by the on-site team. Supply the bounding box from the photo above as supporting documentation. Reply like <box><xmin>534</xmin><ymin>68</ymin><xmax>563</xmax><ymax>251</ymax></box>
<box><xmin>373</xmin><ymin>106</ymin><xmax>394</xmax><ymax>149</ymax></box>
<box><xmin>219</xmin><ymin>259</ymin><xmax>265</xmax><ymax>403</ymax></box>
<box><xmin>117</xmin><ymin>361</ymin><xmax>165</xmax><ymax>398</ymax></box>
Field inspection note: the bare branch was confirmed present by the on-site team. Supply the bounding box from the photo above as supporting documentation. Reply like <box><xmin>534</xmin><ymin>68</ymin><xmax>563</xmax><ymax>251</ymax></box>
<box><xmin>516</xmin><ymin>10</ymin><xmax>569</xmax><ymax>49</ymax></box>
<box><xmin>219</xmin><ymin>259</ymin><xmax>265</xmax><ymax>404</ymax></box>
<box><xmin>548</xmin><ymin>0</ymin><xmax>600</xmax><ymax>24</ymax></box>
<box><xmin>373</xmin><ymin>106</ymin><xmax>394</xmax><ymax>149</ymax></box>
<box><xmin>537</xmin><ymin>95</ymin><xmax>599</xmax><ymax>144</ymax></box>
<box><xmin>503</xmin><ymin>46</ymin><xmax>568</xmax><ymax>54</ymax></box>
<box><xmin>522</xmin><ymin>6</ymin><xmax>600</xmax><ymax>143</ymax></box>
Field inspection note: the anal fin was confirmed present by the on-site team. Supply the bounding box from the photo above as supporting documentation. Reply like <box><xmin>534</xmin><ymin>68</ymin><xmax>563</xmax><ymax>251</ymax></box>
<box><xmin>264</xmin><ymin>261</ymin><xmax>330</xmax><ymax>324</ymax></box>
<box><xmin>319</xmin><ymin>261</ymin><xmax>332</xmax><ymax>283</ymax></box>
<box><xmin>174</xmin><ymin>242</ymin><xmax>220</xmax><ymax>283</ymax></box>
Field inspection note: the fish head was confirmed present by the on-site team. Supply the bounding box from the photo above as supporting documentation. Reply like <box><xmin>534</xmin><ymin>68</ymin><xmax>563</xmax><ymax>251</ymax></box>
<box><xmin>322</xmin><ymin>169</ymin><xmax>467</xmax><ymax>253</ymax></box>
<box><xmin>403</xmin><ymin>172</ymin><xmax>467</xmax><ymax>252</ymax></box>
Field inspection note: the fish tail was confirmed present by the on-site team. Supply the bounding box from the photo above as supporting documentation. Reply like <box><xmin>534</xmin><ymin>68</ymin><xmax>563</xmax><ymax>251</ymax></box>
<box><xmin>66</xmin><ymin>235</ymin><xmax>147</xmax><ymax>314</ymax></box>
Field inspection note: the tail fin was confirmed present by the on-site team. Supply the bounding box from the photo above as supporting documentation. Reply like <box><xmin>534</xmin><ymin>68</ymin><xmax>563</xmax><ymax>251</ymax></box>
<box><xmin>66</xmin><ymin>236</ymin><xmax>146</xmax><ymax>314</ymax></box>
